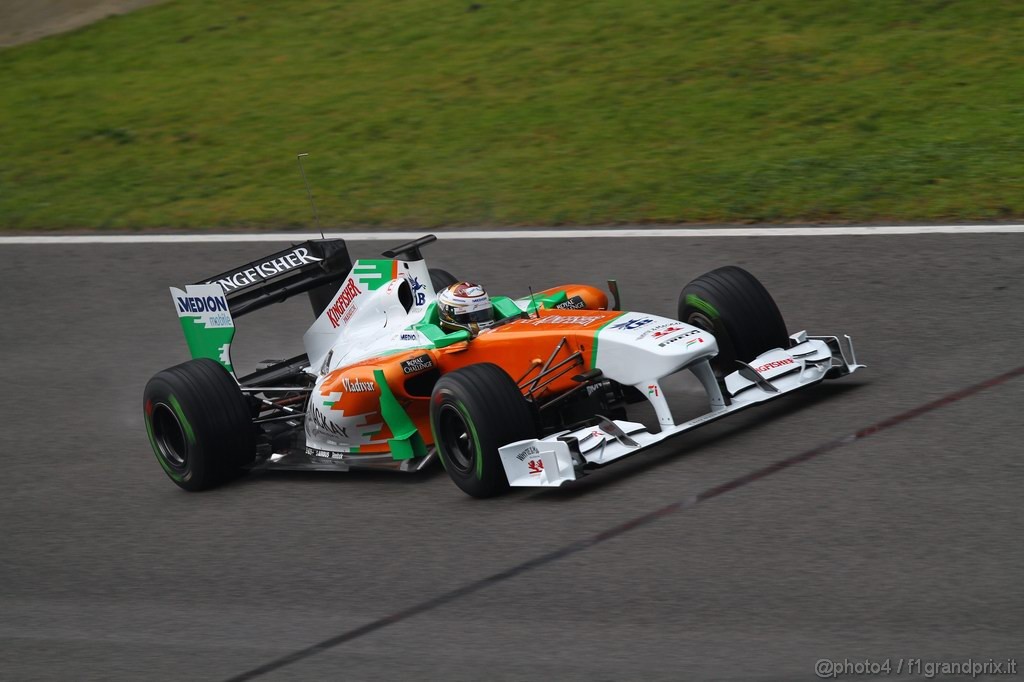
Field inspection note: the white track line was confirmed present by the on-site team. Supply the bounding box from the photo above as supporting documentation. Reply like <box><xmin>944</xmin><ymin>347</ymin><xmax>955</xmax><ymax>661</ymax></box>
<box><xmin>1</xmin><ymin>225</ymin><xmax>1023</xmax><ymax>244</ymax></box>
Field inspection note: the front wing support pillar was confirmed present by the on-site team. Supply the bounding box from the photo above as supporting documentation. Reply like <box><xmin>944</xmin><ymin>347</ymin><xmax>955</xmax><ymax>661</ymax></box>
<box><xmin>690</xmin><ymin>358</ymin><xmax>727</xmax><ymax>412</ymax></box>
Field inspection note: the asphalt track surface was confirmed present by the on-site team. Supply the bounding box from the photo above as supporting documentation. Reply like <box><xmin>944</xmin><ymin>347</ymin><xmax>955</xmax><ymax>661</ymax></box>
<box><xmin>2</xmin><ymin>234</ymin><xmax>1023</xmax><ymax>681</ymax></box>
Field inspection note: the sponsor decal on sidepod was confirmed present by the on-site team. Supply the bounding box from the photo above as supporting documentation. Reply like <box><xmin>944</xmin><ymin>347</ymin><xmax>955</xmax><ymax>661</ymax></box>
<box><xmin>342</xmin><ymin>377</ymin><xmax>375</xmax><ymax>393</ymax></box>
<box><xmin>400</xmin><ymin>354</ymin><xmax>434</xmax><ymax>375</ymax></box>
<box><xmin>326</xmin><ymin>280</ymin><xmax>362</xmax><ymax>328</ymax></box>
<box><xmin>310</xmin><ymin>407</ymin><xmax>348</xmax><ymax>439</ymax></box>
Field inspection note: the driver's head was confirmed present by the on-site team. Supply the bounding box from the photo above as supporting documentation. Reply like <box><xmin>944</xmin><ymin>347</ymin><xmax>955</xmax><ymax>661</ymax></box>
<box><xmin>437</xmin><ymin>282</ymin><xmax>495</xmax><ymax>336</ymax></box>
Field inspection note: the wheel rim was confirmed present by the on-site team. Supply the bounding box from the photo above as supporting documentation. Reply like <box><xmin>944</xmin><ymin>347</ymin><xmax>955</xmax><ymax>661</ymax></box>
<box><xmin>687</xmin><ymin>311</ymin><xmax>715</xmax><ymax>333</ymax></box>
<box><xmin>687</xmin><ymin>310</ymin><xmax>734</xmax><ymax>376</ymax></box>
<box><xmin>438</xmin><ymin>404</ymin><xmax>475</xmax><ymax>475</ymax></box>
<box><xmin>152</xmin><ymin>402</ymin><xmax>188</xmax><ymax>470</ymax></box>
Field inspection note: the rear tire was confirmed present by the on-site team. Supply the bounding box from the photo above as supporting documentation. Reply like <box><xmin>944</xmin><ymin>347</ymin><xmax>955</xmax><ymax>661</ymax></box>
<box><xmin>143</xmin><ymin>358</ymin><xmax>255</xmax><ymax>491</ymax></box>
<box><xmin>678</xmin><ymin>266</ymin><xmax>789</xmax><ymax>375</ymax></box>
<box><xmin>430</xmin><ymin>363</ymin><xmax>537</xmax><ymax>498</ymax></box>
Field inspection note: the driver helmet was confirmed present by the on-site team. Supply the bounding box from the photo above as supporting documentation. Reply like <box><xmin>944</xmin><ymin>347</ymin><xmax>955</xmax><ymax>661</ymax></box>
<box><xmin>437</xmin><ymin>282</ymin><xmax>495</xmax><ymax>335</ymax></box>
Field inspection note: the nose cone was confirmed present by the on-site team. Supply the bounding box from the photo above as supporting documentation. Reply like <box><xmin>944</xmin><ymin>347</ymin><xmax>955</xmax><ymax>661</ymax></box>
<box><xmin>593</xmin><ymin>314</ymin><xmax>718</xmax><ymax>385</ymax></box>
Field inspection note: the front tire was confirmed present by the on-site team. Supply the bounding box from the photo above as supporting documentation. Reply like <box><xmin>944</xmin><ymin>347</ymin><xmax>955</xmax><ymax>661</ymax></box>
<box><xmin>678</xmin><ymin>266</ymin><xmax>789</xmax><ymax>375</ymax></box>
<box><xmin>430</xmin><ymin>363</ymin><xmax>537</xmax><ymax>498</ymax></box>
<box><xmin>143</xmin><ymin>358</ymin><xmax>255</xmax><ymax>491</ymax></box>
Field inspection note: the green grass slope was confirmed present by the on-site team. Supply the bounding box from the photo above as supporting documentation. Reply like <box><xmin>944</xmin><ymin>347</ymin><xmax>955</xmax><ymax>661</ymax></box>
<box><xmin>1</xmin><ymin>0</ymin><xmax>1023</xmax><ymax>229</ymax></box>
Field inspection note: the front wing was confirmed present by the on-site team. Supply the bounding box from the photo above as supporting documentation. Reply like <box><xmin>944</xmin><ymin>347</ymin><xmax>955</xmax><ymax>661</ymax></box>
<box><xmin>499</xmin><ymin>332</ymin><xmax>863</xmax><ymax>487</ymax></box>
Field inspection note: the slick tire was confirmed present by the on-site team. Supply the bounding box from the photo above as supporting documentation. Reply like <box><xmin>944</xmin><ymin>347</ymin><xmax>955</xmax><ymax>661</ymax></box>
<box><xmin>678</xmin><ymin>266</ymin><xmax>789</xmax><ymax>375</ymax></box>
<box><xmin>429</xmin><ymin>268</ymin><xmax>459</xmax><ymax>292</ymax></box>
<box><xmin>143</xmin><ymin>358</ymin><xmax>256</xmax><ymax>492</ymax></box>
<box><xmin>430</xmin><ymin>363</ymin><xmax>537</xmax><ymax>498</ymax></box>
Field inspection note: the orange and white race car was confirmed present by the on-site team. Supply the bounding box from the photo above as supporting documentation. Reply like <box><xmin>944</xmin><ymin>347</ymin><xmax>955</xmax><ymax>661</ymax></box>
<box><xmin>143</xmin><ymin>235</ymin><xmax>863</xmax><ymax>497</ymax></box>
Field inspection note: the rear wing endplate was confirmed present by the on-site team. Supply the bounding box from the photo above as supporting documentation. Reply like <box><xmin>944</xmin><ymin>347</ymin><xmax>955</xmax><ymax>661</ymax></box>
<box><xmin>170</xmin><ymin>239</ymin><xmax>353</xmax><ymax>376</ymax></box>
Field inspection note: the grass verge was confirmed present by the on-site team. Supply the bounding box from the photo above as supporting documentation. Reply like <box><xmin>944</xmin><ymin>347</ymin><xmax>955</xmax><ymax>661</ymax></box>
<box><xmin>1</xmin><ymin>0</ymin><xmax>1022</xmax><ymax>229</ymax></box>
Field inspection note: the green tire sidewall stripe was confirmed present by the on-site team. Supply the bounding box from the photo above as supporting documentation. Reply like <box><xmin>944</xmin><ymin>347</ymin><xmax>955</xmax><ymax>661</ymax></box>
<box><xmin>453</xmin><ymin>399</ymin><xmax>485</xmax><ymax>480</ymax></box>
<box><xmin>429</xmin><ymin>398</ymin><xmax>447</xmax><ymax>471</ymax></box>
<box><xmin>685</xmin><ymin>293</ymin><xmax>720</xmax><ymax>319</ymax></box>
<box><xmin>145</xmin><ymin>409</ymin><xmax>184</xmax><ymax>482</ymax></box>
<box><xmin>167</xmin><ymin>394</ymin><xmax>197</xmax><ymax>445</ymax></box>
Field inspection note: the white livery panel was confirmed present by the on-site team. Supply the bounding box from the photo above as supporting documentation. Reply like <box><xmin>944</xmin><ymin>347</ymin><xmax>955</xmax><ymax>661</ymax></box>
<box><xmin>499</xmin><ymin>332</ymin><xmax>864</xmax><ymax>488</ymax></box>
<box><xmin>592</xmin><ymin>314</ymin><xmax>718</xmax><ymax>386</ymax></box>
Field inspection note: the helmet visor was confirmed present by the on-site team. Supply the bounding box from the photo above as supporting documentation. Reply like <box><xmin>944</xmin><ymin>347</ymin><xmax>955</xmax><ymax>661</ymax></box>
<box><xmin>449</xmin><ymin>307</ymin><xmax>494</xmax><ymax>327</ymax></box>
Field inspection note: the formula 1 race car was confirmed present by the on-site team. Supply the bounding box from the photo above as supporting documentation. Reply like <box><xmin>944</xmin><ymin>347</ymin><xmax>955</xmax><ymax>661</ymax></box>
<box><xmin>143</xmin><ymin>234</ymin><xmax>863</xmax><ymax>497</ymax></box>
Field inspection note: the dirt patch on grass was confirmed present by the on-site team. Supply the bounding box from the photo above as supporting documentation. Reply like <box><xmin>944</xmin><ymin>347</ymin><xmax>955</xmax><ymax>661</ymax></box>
<box><xmin>0</xmin><ymin>0</ymin><xmax>167</xmax><ymax>47</ymax></box>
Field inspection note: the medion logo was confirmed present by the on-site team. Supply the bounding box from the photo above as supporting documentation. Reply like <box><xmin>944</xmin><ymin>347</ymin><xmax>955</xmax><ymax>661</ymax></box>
<box><xmin>342</xmin><ymin>377</ymin><xmax>375</xmax><ymax>393</ymax></box>
<box><xmin>326</xmin><ymin>280</ymin><xmax>362</xmax><ymax>328</ymax></box>
<box><xmin>176</xmin><ymin>295</ymin><xmax>228</xmax><ymax>314</ymax></box>
<box><xmin>209</xmin><ymin>247</ymin><xmax>322</xmax><ymax>293</ymax></box>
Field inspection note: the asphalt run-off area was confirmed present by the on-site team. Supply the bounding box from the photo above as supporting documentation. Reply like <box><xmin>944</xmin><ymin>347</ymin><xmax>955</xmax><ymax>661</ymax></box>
<box><xmin>1</xmin><ymin>227</ymin><xmax>1022</xmax><ymax>680</ymax></box>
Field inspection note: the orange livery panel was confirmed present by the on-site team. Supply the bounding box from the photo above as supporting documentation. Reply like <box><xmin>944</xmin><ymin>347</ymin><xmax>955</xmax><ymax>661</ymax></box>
<box><xmin>311</xmin><ymin>308</ymin><xmax>624</xmax><ymax>452</ymax></box>
<box><xmin>436</xmin><ymin>308</ymin><xmax>623</xmax><ymax>398</ymax></box>
<box><xmin>535</xmin><ymin>284</ymin><xmax>609</xmax><ymax>311</ymax></box>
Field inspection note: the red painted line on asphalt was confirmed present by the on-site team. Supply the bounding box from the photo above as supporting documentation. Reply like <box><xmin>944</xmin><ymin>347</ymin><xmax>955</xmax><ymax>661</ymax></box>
<box><xmin>226</xmin><ymin>365</ymin><xmax>1024</xmax><ymax>681</ymax></box>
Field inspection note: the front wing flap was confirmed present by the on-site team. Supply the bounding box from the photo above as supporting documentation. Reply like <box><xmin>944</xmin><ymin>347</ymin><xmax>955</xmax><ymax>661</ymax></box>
<box><xmin>499</xmin><ymin>331</ymin><xmax>863</xmax><ymax>488</ymax></box>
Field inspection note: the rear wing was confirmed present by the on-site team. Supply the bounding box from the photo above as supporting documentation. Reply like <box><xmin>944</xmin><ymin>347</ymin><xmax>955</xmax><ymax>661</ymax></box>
<box><xmin>171</xmin><ymin>239</ymin><xmax>353</xmax><ymax>375</ymax></box>
<box><xmin>200</xmin><ymin>239</ymin><xmax>353</xmax><ymax>318</ymax></box>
